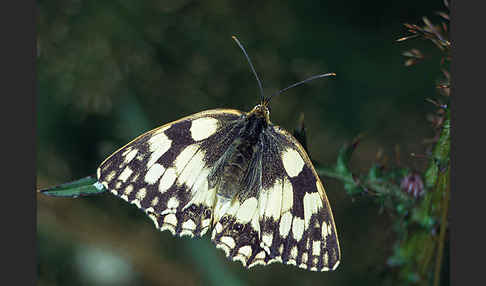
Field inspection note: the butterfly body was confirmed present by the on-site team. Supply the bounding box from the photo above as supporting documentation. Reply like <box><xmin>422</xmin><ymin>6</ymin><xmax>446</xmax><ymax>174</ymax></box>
<box><xmin>97</xmin><ymin>102</ymin><xmax>341</xmax><ymax>271</ymax></box>
<box><xmin>211</xmin><ymin>105</ymin><xmax>269</xmax><ymax>200</ymax></box>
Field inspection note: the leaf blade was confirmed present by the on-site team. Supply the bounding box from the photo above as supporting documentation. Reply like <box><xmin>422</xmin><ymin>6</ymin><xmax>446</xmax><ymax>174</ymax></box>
<box><xmin>38</xmin><ymin>175</ymin><xmax>106</xmax><ymax>198</ymax></box>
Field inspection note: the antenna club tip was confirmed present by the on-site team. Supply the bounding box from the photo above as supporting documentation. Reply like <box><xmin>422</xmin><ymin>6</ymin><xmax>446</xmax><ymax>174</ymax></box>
<box><xmin>329</xmin><ymin>72</ymin><xmax>337</xmax><ymax>76</ymax></box>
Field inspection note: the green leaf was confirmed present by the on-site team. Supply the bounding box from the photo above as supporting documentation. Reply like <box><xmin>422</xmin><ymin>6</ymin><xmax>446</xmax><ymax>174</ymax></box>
<box><xmin>39</xmin><ymin>175</ymin><xmax>106</xmax><ymax>198</ymax></box>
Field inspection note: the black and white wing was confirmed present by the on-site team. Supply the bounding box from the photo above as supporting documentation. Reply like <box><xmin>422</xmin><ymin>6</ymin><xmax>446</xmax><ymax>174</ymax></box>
<box><xmin>210</xmin><ymin>124</ymin><xmax>341</xmax><ymax>271</ymax></box>
<box><xmin>97</xmin><ymin>109</ymin><xmax>245</xmax><ymax>238</ymax></box>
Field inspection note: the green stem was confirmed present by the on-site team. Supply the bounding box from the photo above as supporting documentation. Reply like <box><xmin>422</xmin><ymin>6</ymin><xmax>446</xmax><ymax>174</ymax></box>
<box><xmin>433</xmin><ymin>168</ymin><xmax>450</xmax><ymax>286</ymax></box>
<box><xmin>317</xmin><ymin>167</ymin><xmax>410</xmax><ymax>202</ymax></box>
<box><xmin>317</xmin><ymin>167</ymin><xmax>354</xmax><ymax>183</ymax></box>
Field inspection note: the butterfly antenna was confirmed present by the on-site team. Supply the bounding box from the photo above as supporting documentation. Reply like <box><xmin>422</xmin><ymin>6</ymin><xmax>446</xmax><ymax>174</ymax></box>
<box><xmin>265</xmin><ymin>72</ymin><xmax>336</xmax><ymax>105</ymax></box>
<box><xmin>232</xmin><ymin>36</ymin><xmax>265</xmax><ymax>103</ymax></box>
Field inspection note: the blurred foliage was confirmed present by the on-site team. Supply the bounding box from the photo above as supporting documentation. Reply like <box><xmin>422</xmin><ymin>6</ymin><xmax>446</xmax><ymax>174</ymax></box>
<box><xmin>37</xmin><ymin>0</ymin><xmax>449</xmax><ymax>285</ymax></box>
<box><xmin>305</xmin><ymin>3</ymin><xmax>450</xmax><ymax>286</ymax></box>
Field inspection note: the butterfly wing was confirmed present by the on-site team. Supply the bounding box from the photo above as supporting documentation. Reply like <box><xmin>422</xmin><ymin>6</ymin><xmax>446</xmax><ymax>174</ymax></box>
<box><xmin>97</xmin><ymin>109</ymin><xmax>245</xmax><ymax>237</ymax></box>
<box><xmin>210</xmin><ymin>124</ymin><xmax>341</xmax><ymax>271</ymax></box>
<box><xmin>261</xmin><ymin>125</ymin><xmax>341</xmax><ymax>271</ymax></box>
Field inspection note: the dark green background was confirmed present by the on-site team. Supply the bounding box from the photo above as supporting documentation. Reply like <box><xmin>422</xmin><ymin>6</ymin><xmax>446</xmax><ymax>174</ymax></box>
<box><xmin>37</xmin><ymin>0</ymin><xmax>446</xmax><ymax>285</ymax></box>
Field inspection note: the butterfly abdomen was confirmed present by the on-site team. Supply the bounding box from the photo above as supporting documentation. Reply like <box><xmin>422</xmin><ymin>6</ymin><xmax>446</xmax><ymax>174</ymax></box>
<box><xmin>217</xmin><ymin>115</ymin><xmax>266</xmax><ymax>199</ymax></box>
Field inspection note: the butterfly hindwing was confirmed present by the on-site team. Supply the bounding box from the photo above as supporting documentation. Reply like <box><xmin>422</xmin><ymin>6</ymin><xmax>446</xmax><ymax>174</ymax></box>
<box><xmin>97</xmin><ymin>109</ymin><xmax>244</xmax><ymax>237</ymax></box>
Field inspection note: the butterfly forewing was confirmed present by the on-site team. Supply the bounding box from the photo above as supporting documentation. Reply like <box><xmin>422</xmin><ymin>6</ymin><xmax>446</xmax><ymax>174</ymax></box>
<box><xmin>97</xmin><ymin>109</ymin><xmax>244</xmax><ymax>237</ymax></box>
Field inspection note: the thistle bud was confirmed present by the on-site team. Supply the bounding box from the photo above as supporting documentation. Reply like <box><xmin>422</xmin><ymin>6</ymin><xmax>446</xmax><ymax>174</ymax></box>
<box><xmin>400</xmin><ymin>173</ymin><xmax>425</xmax><ymax>198</ymax></box>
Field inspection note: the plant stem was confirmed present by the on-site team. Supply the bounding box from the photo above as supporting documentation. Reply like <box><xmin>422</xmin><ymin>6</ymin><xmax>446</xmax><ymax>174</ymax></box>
<box><xmin>317</xmin><ymin>167</ymin><xmax>354</xmax><ymax>183</ymax></box>
<box><xmin>317</xmin><ymin>167</ymin><xmax>410</xmax><ymax>202</ymax></box>
<box><xmin>433</xmin><ymin>168</ymin><xmax>450</xmax><ymax>286</ymax></box>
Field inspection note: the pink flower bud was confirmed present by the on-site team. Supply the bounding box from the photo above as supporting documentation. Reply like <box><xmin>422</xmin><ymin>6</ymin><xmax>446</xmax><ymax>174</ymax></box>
<box><xmin>400</xmin><ymin>173</ymin><xmax>425</xmax><ymax>198</ymax></box>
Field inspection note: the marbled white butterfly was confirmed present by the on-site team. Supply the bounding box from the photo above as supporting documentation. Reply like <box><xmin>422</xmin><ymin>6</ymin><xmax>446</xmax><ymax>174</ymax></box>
<box><xmin>97</xmin><ymin>37</ymin><xmax>341</xmax><ymax>271</ymax></box>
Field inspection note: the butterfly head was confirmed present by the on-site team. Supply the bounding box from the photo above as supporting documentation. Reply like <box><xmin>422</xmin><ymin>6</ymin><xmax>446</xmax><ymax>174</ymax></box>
<box><xmin>248</xmin><ymin>103</ymin><xmax>271</xmax><ymax>125</ymax></box>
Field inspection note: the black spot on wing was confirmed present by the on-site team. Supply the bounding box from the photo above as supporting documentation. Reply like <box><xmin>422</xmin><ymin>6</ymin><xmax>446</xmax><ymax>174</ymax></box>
<box><xmin>288</xmin><ymin>165</ymin><xmax>318</xmax><ymax>219</ymax></box>
<box><xmin>158</xmin><ymin>120</ymin><xmax>196</xmax><ymax>167</ymax></box>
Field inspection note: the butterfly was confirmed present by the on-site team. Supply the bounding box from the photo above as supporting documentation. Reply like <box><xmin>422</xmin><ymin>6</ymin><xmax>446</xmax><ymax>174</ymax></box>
<box><xmin>96</xmin><ymin>36</ymin><xmax>341</xmax><ymax>271</ymax></box>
